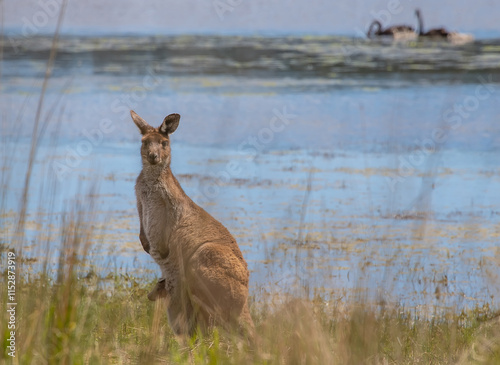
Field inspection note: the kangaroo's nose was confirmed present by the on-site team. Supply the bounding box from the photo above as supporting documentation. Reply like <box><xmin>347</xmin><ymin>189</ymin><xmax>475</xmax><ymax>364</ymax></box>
<box><xmin>148</xmin><ymin>153</ymin><xmax>159</xmax><ymax>164</ymax></box>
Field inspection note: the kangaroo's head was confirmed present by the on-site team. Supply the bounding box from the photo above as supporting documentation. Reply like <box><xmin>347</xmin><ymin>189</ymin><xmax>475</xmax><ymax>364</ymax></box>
<box><xmin>130</xmin><ymin>110</ymin><xmax>180</xmax><ymax>167</ymax></box>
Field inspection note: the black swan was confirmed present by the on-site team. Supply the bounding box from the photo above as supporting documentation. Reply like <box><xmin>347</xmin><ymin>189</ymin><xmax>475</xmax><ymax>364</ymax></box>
<box><xmin>415</xmin><ymin>9</ymin><xmax>474</xmax><ymax>43</ymax></box>
<box><xmin>367</xmin><ymin>20</ymin><xmax>416</xmax><ymax>40</ymax></box>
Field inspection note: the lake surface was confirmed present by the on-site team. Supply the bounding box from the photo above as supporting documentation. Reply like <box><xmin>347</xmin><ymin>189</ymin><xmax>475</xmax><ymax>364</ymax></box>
<box><xmin>1</xmin><ymin>35</ymin><xmax>500</xmax><ymax>310</ymax></box>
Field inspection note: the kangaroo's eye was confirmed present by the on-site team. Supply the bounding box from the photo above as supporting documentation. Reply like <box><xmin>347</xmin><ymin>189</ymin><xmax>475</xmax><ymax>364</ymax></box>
<box><xmin>162</xmin><ymin>141</ymin><xmax>169</xmax><ymax>147</ymax></box>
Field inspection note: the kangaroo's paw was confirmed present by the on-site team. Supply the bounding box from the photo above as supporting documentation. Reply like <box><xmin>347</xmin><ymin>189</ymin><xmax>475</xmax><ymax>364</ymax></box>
<box><xmin>148</xmin><ymin>278</ymin><xmax>168</xmax><ymax>301</ymax></box>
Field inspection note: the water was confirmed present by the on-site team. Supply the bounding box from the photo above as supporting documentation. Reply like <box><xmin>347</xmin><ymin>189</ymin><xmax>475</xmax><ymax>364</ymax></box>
<box><xmin>1</xmin><ymin>35</ymin><xmax>500</xmax><ymax>310</ymax></box>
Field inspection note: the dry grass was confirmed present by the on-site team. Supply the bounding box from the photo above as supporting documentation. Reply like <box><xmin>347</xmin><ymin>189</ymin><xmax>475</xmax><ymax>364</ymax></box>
<box><xmin>2</xmin><ymin>257</ymin><xmax>500</xmax><ymax>364</ymax></box>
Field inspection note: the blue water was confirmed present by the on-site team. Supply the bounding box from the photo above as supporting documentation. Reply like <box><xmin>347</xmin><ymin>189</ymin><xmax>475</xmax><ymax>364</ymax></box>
<box><xmin>1</xmin><ymin>35</ymin><xmax>500</xmax><ymax>310</ymax></box>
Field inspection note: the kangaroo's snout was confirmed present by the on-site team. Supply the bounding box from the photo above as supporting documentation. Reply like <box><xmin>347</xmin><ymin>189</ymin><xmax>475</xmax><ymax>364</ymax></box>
<box><xmin>148</xmin><ymin>152</ymin><xmax>159</xmax><ymax>165</ymax></box>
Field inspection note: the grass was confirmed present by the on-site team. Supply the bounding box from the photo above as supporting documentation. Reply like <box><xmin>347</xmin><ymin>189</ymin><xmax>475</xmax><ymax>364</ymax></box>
<box><xmin>1</xmin><ymin>253</ymin><xmax>500</xmax><ymax>364</ymax></box>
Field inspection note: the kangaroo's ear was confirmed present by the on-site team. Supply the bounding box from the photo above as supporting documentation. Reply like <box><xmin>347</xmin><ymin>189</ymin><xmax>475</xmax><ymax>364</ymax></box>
<box><xmin>159</xmin><ymin>113</ymin><xmax>180</xmax><ymax>135</ymax></box>
<box><xmin>130</xmin><ymin>110</ymin><xmax>153</xmax><ymax>135</ymax></box>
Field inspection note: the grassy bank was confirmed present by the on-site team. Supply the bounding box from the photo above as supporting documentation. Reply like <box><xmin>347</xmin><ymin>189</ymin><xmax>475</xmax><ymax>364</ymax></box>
<box><xmin>1</xmin><ymin>241</ymin><xmax>500</xmax><ymax>364</ymax></box>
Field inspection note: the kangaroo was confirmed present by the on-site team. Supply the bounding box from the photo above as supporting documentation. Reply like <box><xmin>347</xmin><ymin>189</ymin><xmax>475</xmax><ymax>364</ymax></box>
<box><xmin>130</xmin><ymin>110</ymin><xmax>254</xmax><ymax>338</ymax></box>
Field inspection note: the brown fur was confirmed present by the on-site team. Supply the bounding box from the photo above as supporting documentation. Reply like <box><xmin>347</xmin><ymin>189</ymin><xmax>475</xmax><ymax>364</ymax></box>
<box><xmin>130</xmin><ymin>110</ymin><xmax>254</xmax><ymax>338</ymax></box>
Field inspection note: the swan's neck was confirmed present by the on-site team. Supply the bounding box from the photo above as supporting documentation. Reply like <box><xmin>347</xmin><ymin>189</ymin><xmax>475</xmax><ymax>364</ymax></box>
<box><xmin>368</xmin><ymin>20</ymin><xmax>382</xmax><ymax>38</ymax></box>
<box><xmin>416</xmin><ymin>12</ymin><xmax>424</xmax><ymax>35</ymax></box>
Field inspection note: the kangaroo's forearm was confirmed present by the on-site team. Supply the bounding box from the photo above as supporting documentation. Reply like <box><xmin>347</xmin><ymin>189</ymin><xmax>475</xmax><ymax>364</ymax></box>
<box><xmin>137</xmin><ymin>199</ymin><xmax>150</xmax><ymax>254</ymax></box>
<box><xmin>139</xmin><ymin>227</ymin><xmax>150</xmax><ymax>253</ymax></box>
